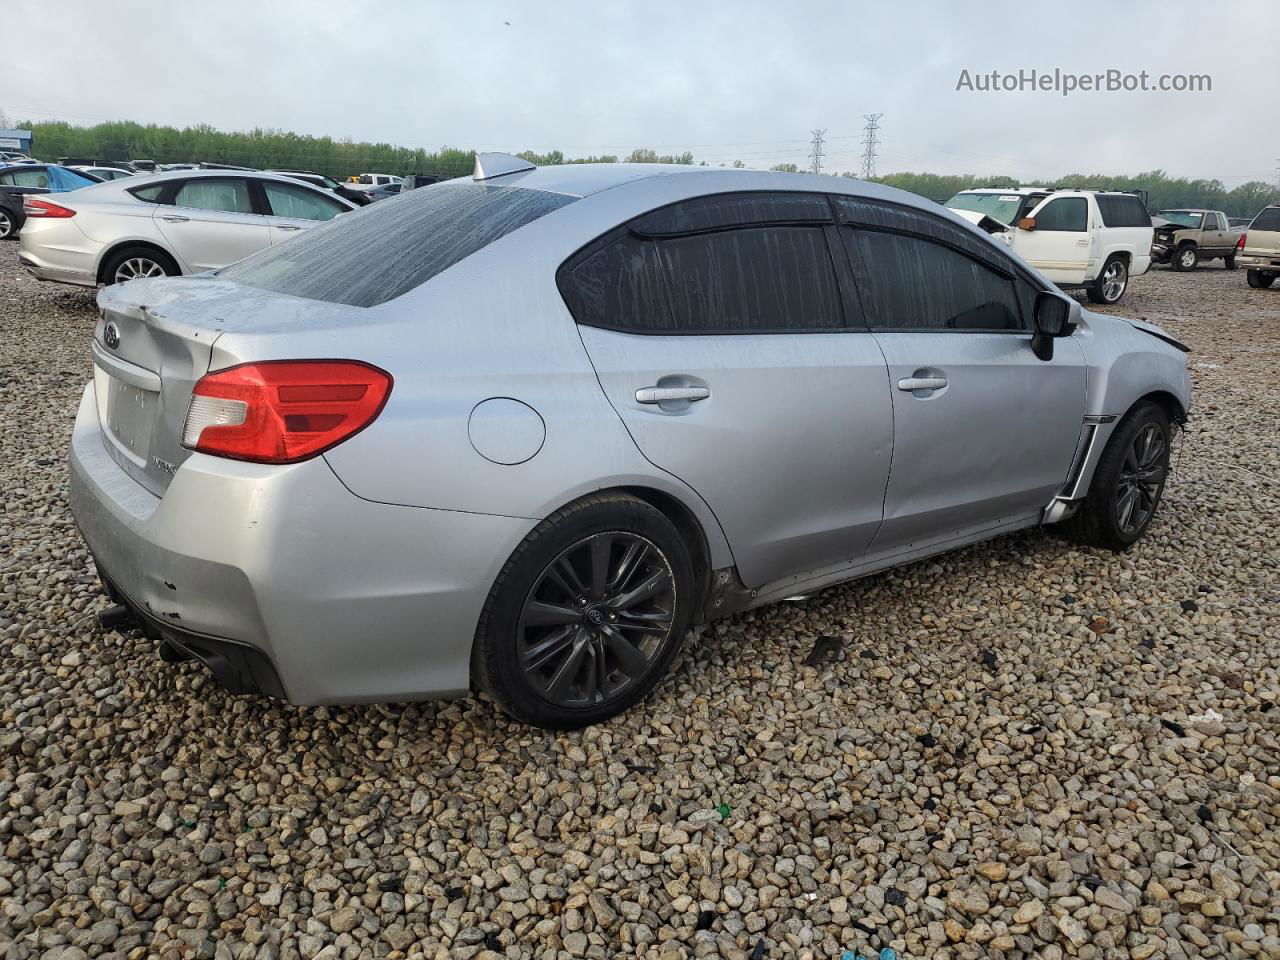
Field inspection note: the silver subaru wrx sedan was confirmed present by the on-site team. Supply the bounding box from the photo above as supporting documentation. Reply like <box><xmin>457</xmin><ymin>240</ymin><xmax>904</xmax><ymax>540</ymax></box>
<box><xmin>69</xmin><ymin>154</ymin><xmax>1191</xmax><ymax>729</ymax></box>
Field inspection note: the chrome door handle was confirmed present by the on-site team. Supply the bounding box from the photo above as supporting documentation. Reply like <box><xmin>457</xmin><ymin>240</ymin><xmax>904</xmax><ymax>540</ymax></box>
<box><xmin>161</xmin><ymin>215</ymin><xmax>190</xmax><ymax>223</ymax></box>
<box><xmin>1076</xmin><ymin>238</ymin><xmax>1089</xmax><ymax>246</ymax></box>
<box><xmin>636</xmin><ymin>385</ymin><xmax>710</xmax><ymax>404</ymax></box>
<box><xmin>276</xmin><ymin>224</ymin><xmax>302</xmax><ymax>231</ymax></box>
<box><xmin>897</xmin><ymin>377</ymin><xmax>948</xmax><ymax>391</ymax></box>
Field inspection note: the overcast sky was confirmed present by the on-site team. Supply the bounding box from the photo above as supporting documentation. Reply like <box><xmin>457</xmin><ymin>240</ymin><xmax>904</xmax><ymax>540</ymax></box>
<box><xmin>3</xmin><ymin>0</ymin><xmax>1275</xmax><ymax>184</ymax></box>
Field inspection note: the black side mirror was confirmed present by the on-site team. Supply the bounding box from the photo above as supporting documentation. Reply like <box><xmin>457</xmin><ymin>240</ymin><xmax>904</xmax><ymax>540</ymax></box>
<box><xmin>1031</xmin><ymin>291</ymin><xmax>1072</xmax><ymax>361</ymax></box>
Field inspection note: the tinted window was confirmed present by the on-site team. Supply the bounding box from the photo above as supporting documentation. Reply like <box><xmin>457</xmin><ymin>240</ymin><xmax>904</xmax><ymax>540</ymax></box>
<box><xmin>174</xmin><ymin>178</ymin><xmax>254</xmax><ymax>214</ymax></box>
<box><xmin>263</xmin><ymin>181</ymin><xmax>344</xmax><ymax>221</ymax></box>
<box><xmin>1095</xmin><ymin>195</ymin><xmax>1151</xmax><ymax>228</ymax></box>
<box><xmin>1034</xmin><ymin>197</ymin><xmax>1088</xmax><ymax>232</ymax></box>
<box><xmin>1250</xmin><ymin>207</ymin><xmax>1280</xmax><ymax>231</ymax></box>
<box><xmin>658</xmin><ymin>227</ymin><xmax>843</xmax><ymax>332</ymax></box>
<box><xmin>851</xmin><ymin>230</ymin><xmax>1023</xmax><ymax>332</ymax></box>
<box><xmin>220</xmin><ymin>183</ymin><xmax>574</xmax><ymax>307</ymax></box>
<box><xmin>561</xmin><ymin>234</ymin><xmax>668</xmax><ymax>333</ymax></box>
<box><xmin>562</xmin><ymin>216</ymin><xmax>843</xmax><ymax>335</ymax></box>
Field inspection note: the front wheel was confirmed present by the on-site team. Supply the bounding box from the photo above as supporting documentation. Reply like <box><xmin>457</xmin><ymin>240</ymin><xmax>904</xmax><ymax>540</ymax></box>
<box><xmin>472</xmin><ymin>494</ymin><xmax>695</xmax><ymax>728</ymax></box>
<box><xmin>1247</xmin><ymin>269</ymin><xmax>1275</xmax><ymax>289</ymax></box>
<box><xmin>1087</xmin><ymin>256</ymin><xmax>1128</xmax><ymax>304</ymax></box>
<box><xmin>1171</xmin><ymin>244</ymin><xmax>1198</xmax><ymax>272</ymax></box>
<box><xmin>1062</xmin><ymin>401</ymin><xmax>1171</xmax><ymax>551</ymax></box>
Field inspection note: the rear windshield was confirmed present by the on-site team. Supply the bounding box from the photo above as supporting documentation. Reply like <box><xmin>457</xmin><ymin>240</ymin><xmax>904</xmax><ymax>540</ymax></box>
<box><xmin>1249</xmin><ymin>207</ymin><xmax>1280</xmax><ymax>231</ymax></box>
<box><xmin>219</xmin><ymin>183</ymin><xmax>576</xmax><ymax>307</ymax></box>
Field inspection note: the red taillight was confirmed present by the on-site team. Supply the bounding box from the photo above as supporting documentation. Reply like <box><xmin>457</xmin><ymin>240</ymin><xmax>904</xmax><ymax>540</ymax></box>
<box><xmin>1236</xmin><ymin>232</ymin><xmax>1247</xmax><ymax>251</ymax></box>
<box><xmin>182</xmin><ymin>360</ymin><xmax>392</xmax><ymax>464</ymax></box>
<box><xmin>24</xmin><ymin>196</ymin><xmax>76</xmax><ymax>218</ymax></box>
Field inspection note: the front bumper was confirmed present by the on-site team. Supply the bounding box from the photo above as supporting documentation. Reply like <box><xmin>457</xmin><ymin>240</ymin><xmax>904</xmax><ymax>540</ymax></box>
<box><xmin>69</xmin><ymin>382</ymin><xmax>537</xmax><ymax>704</ymax></box>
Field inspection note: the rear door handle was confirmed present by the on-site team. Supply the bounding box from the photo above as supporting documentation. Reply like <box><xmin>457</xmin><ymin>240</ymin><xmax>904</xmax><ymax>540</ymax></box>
<box><xmin>897</xmin><ymin>377</ymin><xmax>948</xmax><ymax>391</ymax></box>
<box><xmin>160</xmin><ymin>215</ymin><xmax>190</xmax><ymax>223</ymax></box>
<box><xmin>636</xmin><ymin>385</ymin><xmax>710</xmax><ymax>404</ymax></box>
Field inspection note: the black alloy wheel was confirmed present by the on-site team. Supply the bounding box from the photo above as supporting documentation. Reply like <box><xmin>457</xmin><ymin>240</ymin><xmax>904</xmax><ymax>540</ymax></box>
<box><xmin>518</xmin><ymin>531</ymin><xmax>677</xmax><ymax>708</ymax></box>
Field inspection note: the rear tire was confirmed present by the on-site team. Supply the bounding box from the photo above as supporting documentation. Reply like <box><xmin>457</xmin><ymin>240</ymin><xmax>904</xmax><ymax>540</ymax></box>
<box><xmin>1247</xmin><ymin>269</ymin><xmax>1275</xmax><ymax>289</ymax></box>
<box><xmin>0</xmin><ymin>209</ymin><xmax>15</xmax><ymax>240</ymax></box>
<box><xmin>1062</xmin><ymin>401</ymin><xmax>1171</xmax><ymax>552</ymax></box>
<box><xmin>1223</xmin><ymin>256</ymin><xmax>1237</xmax><ymax>271</ymax></box>
<box><xmin>100</xmin><ymin>246</ymin><xmax>179</xmax><ymax>286</ymax></box>
<box><xmin>1171</xmin><ymin>244</ymin><xmax>1198</xmax><ymax>272</ymax></box>
<box><xmin>472</xmin><ymin>493</ymin><xmax>695</xmax><ymax>729</ymax></box>
<box><xmin>1086</xmin><ymin>255</ymin><xmax>1128</xmax><ymax>304</ymax></box>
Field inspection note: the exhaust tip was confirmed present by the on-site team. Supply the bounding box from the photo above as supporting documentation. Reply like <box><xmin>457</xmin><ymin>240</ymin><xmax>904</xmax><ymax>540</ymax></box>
<box><xmin>97</xmin><ymin>603</ymin><xmax>135</xmax><ymax>630</ymax></box>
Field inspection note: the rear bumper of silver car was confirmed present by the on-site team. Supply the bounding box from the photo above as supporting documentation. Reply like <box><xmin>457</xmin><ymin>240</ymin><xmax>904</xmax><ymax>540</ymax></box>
<box><xmin>69</xmin><ymin>381</ymin><xmax>537</xmax><ymax>705</ymax></box>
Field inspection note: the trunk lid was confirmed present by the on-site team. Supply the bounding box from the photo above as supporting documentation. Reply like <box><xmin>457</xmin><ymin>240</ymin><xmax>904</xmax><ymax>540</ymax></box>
<box><xmin>91</xmin><ymin>275</ymin><xmax>361</xmax><ymax>495</ymax></box>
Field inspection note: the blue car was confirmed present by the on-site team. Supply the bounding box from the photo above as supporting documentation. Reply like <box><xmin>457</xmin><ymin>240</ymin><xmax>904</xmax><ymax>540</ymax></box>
<box><xmin>0</xmin><ymin>164</ymin><xmax>101</xmax><ymax>240</ymax></box>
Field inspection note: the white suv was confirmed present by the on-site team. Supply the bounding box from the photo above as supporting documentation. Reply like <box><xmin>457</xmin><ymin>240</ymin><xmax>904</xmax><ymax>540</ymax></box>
<box><xmin>946</xmin><ymin>188</ymin><xmax>1153</xmax><ymax>304</ymax></box>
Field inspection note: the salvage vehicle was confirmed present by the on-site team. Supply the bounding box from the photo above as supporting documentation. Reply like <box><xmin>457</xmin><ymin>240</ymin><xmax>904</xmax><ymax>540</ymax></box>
<box><xmin>347</xmin><ymin>173</ymin><xmax>403</xmax><ymax>189</ymax></box>
<box><xmin>18</xmin><ymin>169</ymin><xmax>355</xmax><ymax>287</ymax></box>
<box><xmin>1236</xmin><ymin>204</ymin><xmax>1280</xmax><ymax>288</ymax></box>
<box><xmin>1151</xmin><ymin>209</ymin><xmax>1244</xmax><ymax>271</ymax></box>
<box><xmin>70</xmin><ymin>165</ymin><xmax>136</xmax><ymax>181</ymax></box>
<box><xmin>0</xmin><ymin>163</ymin><xmax>100</xmax><ymax>240</ymax></box>
<box><xmin>69</xmin><ymin>156</ymin><xmax>1191</xmax><ymax>728</ymax></box>
<box><xmin>364</xmin><ymin>181</ymin><xmax>402</xmax><ymax>202</ymax></box>
<box><xmin>946</xmin><ymin>187</ymin><xmax>1152</xmax><ymax>304</ymax></box>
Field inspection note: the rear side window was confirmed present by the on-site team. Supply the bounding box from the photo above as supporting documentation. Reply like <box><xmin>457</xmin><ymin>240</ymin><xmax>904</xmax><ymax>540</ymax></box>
<box><xmin>6</xmin><ymin>168</ymin><xmax>49</xmax><ymax>188</ymax></box>
<box><xmin>220</xmin><ymin>183</ymin><xmax>575</xmax><ymax>307</ymax></box>
<box><xmin>1095</xmin><ymin>195</ymin><xmax>1151</xmax><ymax>228</ymax></box>
<box><xmin>1034</xmin><ymin>197</ymin><xmax>1088</xmax><ymax>231</ymax></box>
<box><xmin>850</xmin><ymin>231</ymin><xmax>1023</xmax><ymax>332</ymax></box>
<box><xmin>1250</xmin><ymin>207</ymin><xmax>1280</xmax><ymax>231</ymax></box>
<box><xmin>560</xmin><ymin>193</ymin><xmax>844</xmax><ymax>334</ymax></box>
<box><xmin>262</xmin><ymin>181</ymin><xmax>344</xmax><ymax>221</ymax></box>
<box><xmin>130</xmin><ymin>184</ymin><xmax>168</xmax><ymax>203</ymax></box>
<box><xmin>174</xmin><ymin>178</ymin><xmax>254</xmax><ymax>214</ymax></box>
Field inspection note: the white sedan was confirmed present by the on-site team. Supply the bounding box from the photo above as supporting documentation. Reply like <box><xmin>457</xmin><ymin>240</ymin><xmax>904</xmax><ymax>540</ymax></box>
<box><xmin>18</xmin><ymin>169</ymin><xmax>356</xmax><ymax>287</ymax></box>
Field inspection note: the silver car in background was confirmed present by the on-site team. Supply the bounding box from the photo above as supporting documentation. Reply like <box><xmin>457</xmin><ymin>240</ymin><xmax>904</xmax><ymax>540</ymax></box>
<box><xmin>18</xmin><ymin>169</ymin><xmax>355</xmax><ymax>287</ymax></box>
<box><xmin>68</xmin><ymin>155</ymin><xmax>1191</xmax><ymax>729</ymax></box>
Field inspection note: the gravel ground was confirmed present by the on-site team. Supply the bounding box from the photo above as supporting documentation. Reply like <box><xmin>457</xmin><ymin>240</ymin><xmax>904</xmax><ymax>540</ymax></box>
<box><xmin>1</xmin><ymin>245</ymin><xmax>1277</xmax><ymax>960</ymax></box>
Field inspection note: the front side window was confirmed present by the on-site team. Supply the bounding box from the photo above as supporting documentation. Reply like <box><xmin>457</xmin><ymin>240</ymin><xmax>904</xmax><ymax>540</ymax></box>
<box><xmin>174</xmin><ymin>178</ymin><xmax>254</xmax><ymax>214</ymax></box>
<box><xmin>850</xmin><ymin>230</ymin><xmax>1023</xmax><ymax>332</ymax></box>
<box><xmin>560</xmin><ymin>193</ymin><xmax>844</xmax><ymax>334</ymax></box>
<box><xmin>220</xmin><ymin>183</ymin><xmax>574</xmax><ymax>307</ymax></box>
<box><xmin>1034</xmin><ymin>197</ymin><xmax>1088</xmax><ymax>232</ymax></box>
<box><xmin>263</xmin><ymin>181</ymin><xmax>345</xmax><ymax>221</ymax></box>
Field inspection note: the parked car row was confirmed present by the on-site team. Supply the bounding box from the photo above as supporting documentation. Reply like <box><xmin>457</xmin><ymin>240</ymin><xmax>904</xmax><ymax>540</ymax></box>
<box><xmin>65</xmin><ymin>154</ymin><xmax>1193</xmax><ymax>728</ymax></box>
<box><xmin>17</xmin><ymin>169</ymin><xmax>356</xmax><ymax>286</ymax></box>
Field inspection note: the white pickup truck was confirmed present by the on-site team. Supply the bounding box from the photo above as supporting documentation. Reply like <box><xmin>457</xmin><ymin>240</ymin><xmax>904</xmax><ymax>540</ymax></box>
<box><xmin>945</xmin><ymin>187</ymin><xmax>1153</xmax><ymax>305</ymax></box>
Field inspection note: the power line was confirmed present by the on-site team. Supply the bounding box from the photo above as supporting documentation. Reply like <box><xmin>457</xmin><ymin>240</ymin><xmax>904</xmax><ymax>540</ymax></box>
<box><xmin>860</xmin><ymin>114</ymin><xmax>883</xmax><ymax>180</ymax></box>
<box><xmin>808</xmin><ymin>129</ymin><xmax>826</xmax><ymax>175</ymax></box>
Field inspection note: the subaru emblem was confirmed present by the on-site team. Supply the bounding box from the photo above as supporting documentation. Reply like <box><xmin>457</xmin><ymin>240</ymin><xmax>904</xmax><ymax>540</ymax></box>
<box><xmin>103</xmin><ymin>321</ymin><xmax>121</xmax><ymax>350</ymax></box>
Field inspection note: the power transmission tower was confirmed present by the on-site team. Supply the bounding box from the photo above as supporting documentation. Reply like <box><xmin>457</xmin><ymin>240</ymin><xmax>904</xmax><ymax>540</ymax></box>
<box><xmin>1274</xmin><ymin>158</ymin><xmax>1280</xmax><ymax>188</ymax></box>
<box><xmin>808</xmin><ymin>129</ymin><xmax>826</xmax><ymax>175</ymax></box>
<box><xmin>860</xmin><ymin>114</ymin><xmax>883</xmax><ymax>180</ymax></box>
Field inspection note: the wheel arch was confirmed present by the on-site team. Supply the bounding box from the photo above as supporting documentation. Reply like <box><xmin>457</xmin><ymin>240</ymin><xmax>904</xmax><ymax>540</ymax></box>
<box><xmin>96</xmin><ymin>240</ymin><xmax>182</xmax><ymax>284</ymax></box>
<box><xmin>1134</xmin><ymin>389</ymin><xmax>1188</xmax><ymax>426</ymax></box>
<box><xmin>615</xmin><ymin>485</ymin><xmax>716</xmax><ymax>620</ymax></box>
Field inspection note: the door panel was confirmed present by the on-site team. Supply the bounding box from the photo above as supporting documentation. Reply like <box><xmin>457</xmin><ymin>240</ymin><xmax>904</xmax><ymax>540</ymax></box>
<box><xmin>867</xmin><ymin>331</ymin><xmax>1086</xmax><ymax>559</ymax></box>
<box><xmin>579</xmin><ymin>327</ymin><xmax>893</xmax><ymax>587</ymax></box>
<box><xmin>1012</xmin><ymin>196</ymin><xmax>1091</xmax><ymax>284</ymax></box>
<box><xmin>153</xmin><ymin>179</ymin><xmax>270</xmax><ymax>273</ymax></box>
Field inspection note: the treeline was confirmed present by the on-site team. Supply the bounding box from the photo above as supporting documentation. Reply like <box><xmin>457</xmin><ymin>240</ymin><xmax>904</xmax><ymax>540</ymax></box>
<box><xmin>21</xmin><ymin>120</ymin><xmax>1280</xmax><ymax>217</ymax></box>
